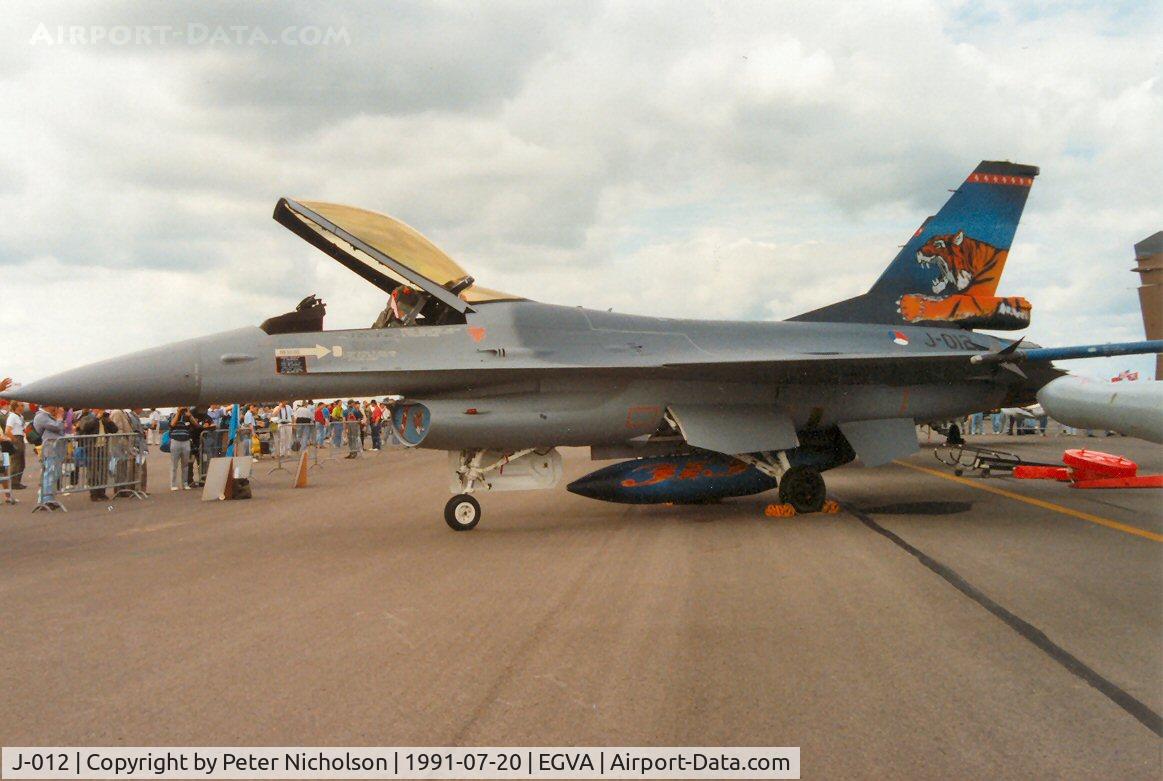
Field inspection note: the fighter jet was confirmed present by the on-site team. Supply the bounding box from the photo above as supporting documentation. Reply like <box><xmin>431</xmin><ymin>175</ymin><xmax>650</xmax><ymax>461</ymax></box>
<box><xmin>7</xmin><ymin>161</ymin><xmax>1161</xmax><ymax>529</ymax></box>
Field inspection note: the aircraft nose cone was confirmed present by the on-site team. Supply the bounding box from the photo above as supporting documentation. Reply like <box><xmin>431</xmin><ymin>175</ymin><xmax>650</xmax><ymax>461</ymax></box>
<box><xmin>10</xmin><ymin>338</ymin><xmax>202</xmax><ymax>408</ymax></box>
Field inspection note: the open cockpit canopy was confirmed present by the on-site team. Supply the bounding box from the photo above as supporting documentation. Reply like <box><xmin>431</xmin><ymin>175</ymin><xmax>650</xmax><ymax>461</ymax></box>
<box><xmin>269</xmin><ymin>198</ymin><xmax>521</xmax><ymax>331</ymax></box>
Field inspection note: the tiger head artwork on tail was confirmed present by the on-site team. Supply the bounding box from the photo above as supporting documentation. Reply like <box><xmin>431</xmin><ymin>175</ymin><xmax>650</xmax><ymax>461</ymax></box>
<box><xmin>897</xmin><ymin>229</ymin><xmax>1031</xmax><ymax>327</ymax></box>
<box><xmin>791</xmin><ymin>160</ymin><xmax>1038</xmax><ymax>331</ymax></box>
<box><xmin>916</xmin><ymin>230</ymin><xmax>1001</xmax><ymax>295</ymax></box>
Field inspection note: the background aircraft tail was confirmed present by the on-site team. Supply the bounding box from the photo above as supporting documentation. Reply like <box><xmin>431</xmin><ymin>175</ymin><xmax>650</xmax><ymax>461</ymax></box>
<box><xmin>791</xmin><ymin>160</ymin><xmax>1039</xmax><ymax>330</ymax></box>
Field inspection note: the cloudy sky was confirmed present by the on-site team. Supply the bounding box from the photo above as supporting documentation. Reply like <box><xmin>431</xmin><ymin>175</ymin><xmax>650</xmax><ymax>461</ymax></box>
<box><xmin>1</xmin><ymin>0</ymin><xmax>1160</xmax><ymax>383</ymax></box>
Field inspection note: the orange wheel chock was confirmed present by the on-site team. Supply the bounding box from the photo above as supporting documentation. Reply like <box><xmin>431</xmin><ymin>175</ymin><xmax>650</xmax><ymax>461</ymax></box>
<box><xmin>764</xmin><ymin>503</ymin><xmax>797</xmax><ymax>518</ymax></box>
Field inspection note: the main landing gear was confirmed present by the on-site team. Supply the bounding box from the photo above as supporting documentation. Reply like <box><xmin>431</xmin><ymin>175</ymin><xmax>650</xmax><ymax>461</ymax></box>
<box><xmin>735</xmin><ymin>451</ymin><xmax>828</xmax><ymax>514</ymax></box>
<box><xmin>777</xmin><ymin>465</ymin><xmax>826</xmax><ymax>513</ymax></box>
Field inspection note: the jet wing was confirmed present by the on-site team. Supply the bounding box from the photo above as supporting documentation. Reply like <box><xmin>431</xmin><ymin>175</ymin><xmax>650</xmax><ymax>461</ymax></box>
<box><xmin>653</xmin><ymin>352</ymin><xmax>1059</xmax><ymax>387</ymax></box>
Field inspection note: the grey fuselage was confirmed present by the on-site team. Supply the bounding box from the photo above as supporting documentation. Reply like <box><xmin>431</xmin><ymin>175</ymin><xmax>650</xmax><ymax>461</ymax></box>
<box><xmin>12</xmin><ymin>300</ymin><xmax>1050</xmax><ymax>453</ymax></box>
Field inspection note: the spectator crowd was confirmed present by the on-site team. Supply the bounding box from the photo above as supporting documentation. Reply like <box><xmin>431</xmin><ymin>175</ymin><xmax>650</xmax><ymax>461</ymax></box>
<box><xmin>0</xmin><ymin>381</ymin><xmax>398</xmax><ymax>509</ymax></box>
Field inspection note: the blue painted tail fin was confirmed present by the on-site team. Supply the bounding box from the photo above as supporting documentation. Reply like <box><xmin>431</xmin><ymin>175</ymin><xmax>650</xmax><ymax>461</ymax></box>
<box><xmin>792</xmin><ymin>160</ymin><xmax>1039</xmax><ymax>330</ymax></box>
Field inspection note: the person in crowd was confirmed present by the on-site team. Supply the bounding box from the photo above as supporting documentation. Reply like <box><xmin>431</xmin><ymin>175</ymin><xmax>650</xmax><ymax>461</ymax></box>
<box><xmin>293</xmin><ymin>399</ymin><xmax>314</xmax><ymax>451</ymax></box>
<box><xmin>991</xmin><ymin>410</ymin><xmax>1004</xmax><ymax>434</ymax></box>
<box><xmin>0</xmin><ymin>400</ymin><xmax>15</xmax><ymax>504</ymax></box>
<box><xmin>368</xmin><ymin>400</ymin><xmax>384</xmax><ymax>451</ymax></box>
<box><xmin>168</xmin><ymin>407</ymin><xmax>197</xmax><ymax>490</ymax></box>
<box><xmin>240</xmin><ymin>403</ymin><xmax>257</xmax><ymax>458</ymax></box>
<box><xmin>969</xmin><ymin>411</ymin><xmax>984</xmax><ymax>436</ymax></box>
<box><xmin>147</xmin><ymin>408</ymin><xmax>162</xmax><ymax>445</ymax></box>
<box><xmin>4</xmin><ymin>401</ymin><xmax>27</xmax><ymax>491</ymax></box>
<box><xmin>343</xmin><ymin>399</ymin><xmax>363</xmax><ymax>458</ymax></box>
<box><xmin>314</xmin><ymin>401</ymin><xmax>327</xmax><ymax>446</ymax></box>
<box><xmin>200</xmin><ymin>409</ymin><xmax>222</xmax><ymax>464</ymax></box>
<box><xmin>274</xmin><ymin>400</ymin><xmax>293</xmax><ymax>457</ymax></box>
<box><xmin>361</xmin><ymin>400</ymin><xmax>373</xmax><ymax>449</ymax></box>
<box><xmin>216</xmin><ymin>408</ymin><xmax>232</xmax><ymax>470</ymax></box>
<box><xmin>266</xmin><ymin>402</ymin><xmax>279</xmax><ymax>455</ymax></box>
<box><xmin>328</xmin><ymin>401</ymin><xmax>343</xmax><ymax>448</ymax></box>
<box><xmin>77</xmin><ymin>408</ymin><xmax>119</xmax><ymax>501</ymax></box>
<box><xmin>108</xmin><ymin>408</ymin><xmax>144</xmax><ymax>496</ymax></box>
<box><xmin>186</xmin><ymin>407</ymin><xmax>207</xmax><ymax>485</ymax></box>
<box><xmin>33</xmin><ymin>405</ymin><xmax>67</xmax><ymax>509</ymax></box>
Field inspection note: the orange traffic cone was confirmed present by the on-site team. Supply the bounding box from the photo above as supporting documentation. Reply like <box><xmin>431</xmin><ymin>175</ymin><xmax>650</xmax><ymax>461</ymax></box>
<box><xmin>220</xmin><ymin>458</ymin><xmax>235</xmax><ymax>501</ymax></box>
<box><xmin>294</xmin><ymin>450</ymin><xmax>309</xmax><ymax>488</ymax></box>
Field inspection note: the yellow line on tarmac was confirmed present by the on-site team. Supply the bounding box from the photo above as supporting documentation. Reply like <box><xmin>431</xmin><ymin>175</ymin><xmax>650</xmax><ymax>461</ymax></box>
<box><xmin>117</xmin><ymin>521</ymin><xmax>189</xmax><ymax>536</ymax></box>
<box><xmin>893</xmin><ymin>460</ymin><xmax>1163</xmax><ymax>543</ymax></box>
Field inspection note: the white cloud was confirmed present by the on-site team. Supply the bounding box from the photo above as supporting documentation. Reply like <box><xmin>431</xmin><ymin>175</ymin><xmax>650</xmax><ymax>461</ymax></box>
<box><xmin>0</xmin><ymin>0</ymin><xmax>1160</xmax><ymax>382</ymax></box>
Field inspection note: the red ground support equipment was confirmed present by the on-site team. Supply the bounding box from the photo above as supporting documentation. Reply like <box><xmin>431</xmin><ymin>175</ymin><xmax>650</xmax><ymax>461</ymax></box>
<box><xmin>1062</xmin><ymin>449</ymin><xmax>1138</xmax><ymax>482</ymax></box>
<box><xmin>1012</xmin><ymin>465</ymin><xmax>1072</xmax><ymax>481</ymax></box>
<box><xmin>1072</xmin><ymin>475</ymin><xmax>1163</xmax><ymax>489</ymax></box>
<box><xmin>1013</xmin><ymin>449</ymin><xmax>1162</xmax><ymax>489</ymax></box>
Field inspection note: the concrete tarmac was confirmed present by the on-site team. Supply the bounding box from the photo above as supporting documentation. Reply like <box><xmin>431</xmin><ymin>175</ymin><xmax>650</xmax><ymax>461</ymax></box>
<box><xmin>1</xmin><ymin>434</ymin><xmax>1160</xmax><ymax>778</ymax></box>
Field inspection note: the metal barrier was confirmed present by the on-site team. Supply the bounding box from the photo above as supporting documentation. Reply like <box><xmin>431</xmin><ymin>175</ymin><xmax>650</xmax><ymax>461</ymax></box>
<box><xmin>259</xmin><ymin>420</ymin><xmax>380</xmax><ymax>472</ymax></box>
<box><xmin>33</xmin><ymin>433</ymin><xmax>149</xmax><ymax>512</ymax></box>
<box><xmin>264</xmin><ymin>423</ymin><xmax>325</xmax><ymax>474</ymax></box>
<box><xmin>198</xmin><ymin>429</ymin><xmax>228</xmax><ymax>484</ymax></box>
<box><xmin>197</xmin><ymin>428</ymin><xmax>263</xmax><ymax>484</ymax></box>
<box><xmin>265</xmin><ymin>419</ymin><xmax>295</xmax><ymax>473</ymax></box>
<box><xmin>324</xmin><ymin>419</ymin><xmax>345</xmax><ymax>456</ymax></box>
<box><xmin>312</xmin><ymin>420</ymin><xmax>351</xmax><ymax>460</ymax></box>
<box><xmin>258</xmin><ymin>419</ymin><xmax>391</xmax><ymax>469</ymax></box>
<box><xmin>3</xmin><ymin>438</ymin><xmax>36</xmax><ymax>506</ymax></box>
<box><xmin>2</xmin><ymin>448</ymin><xmax>20</xmax><ymax>505</ymax></box>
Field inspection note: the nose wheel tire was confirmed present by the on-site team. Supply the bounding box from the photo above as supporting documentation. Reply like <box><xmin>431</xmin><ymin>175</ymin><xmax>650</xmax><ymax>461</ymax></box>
<box><xmin>777</xmin><ymin>466</ymin><xmax>826</xmax><ymax>513</ymax></box>
<box><xmin>444</xmin><ymin>494</ymin><xmax>481</xmax><ymax>531</ymax></box>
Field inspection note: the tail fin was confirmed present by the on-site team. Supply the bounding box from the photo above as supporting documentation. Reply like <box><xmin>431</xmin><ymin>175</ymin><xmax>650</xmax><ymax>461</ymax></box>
<box><xmin>792</xmin><ymin>160</ymin><xmax>1039</xmax><ymax>330</ymax></box>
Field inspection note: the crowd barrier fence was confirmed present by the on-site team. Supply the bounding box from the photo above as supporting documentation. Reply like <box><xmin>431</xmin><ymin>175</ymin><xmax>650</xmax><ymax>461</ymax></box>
<box><xmin>2</xmin><ymin>448</ymin><xmax>23</xmax><ymax>505</ymax></box>
<box><xmin>316</xmin><ymin>420</ymin><xmax>369</xmax><ymax>461</ymax></box>
<box><xmin>266</xmin><ymin>423</ymin><xmax>327</xmax><ymax>474</ymax></box>
<box><xmin>33</xmin><ymin>432</ymin><xmax>148</xmax><ymax>512</ymax></box>
<box><xmin>198</xmin><ymin>429</ymin><xmax>239</xmax><ymax>484</ymax></box>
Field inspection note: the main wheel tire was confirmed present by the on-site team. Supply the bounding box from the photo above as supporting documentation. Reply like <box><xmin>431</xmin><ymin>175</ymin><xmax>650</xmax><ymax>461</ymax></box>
<box><xmin>444</xmin><ymin>494</ymin><xmax>481</xmax><ymax>531</ymax></box>
<box><xmin>778</xmin><ymin>466</ymin><xmax>826</xmax><ymax>513</ymax></box>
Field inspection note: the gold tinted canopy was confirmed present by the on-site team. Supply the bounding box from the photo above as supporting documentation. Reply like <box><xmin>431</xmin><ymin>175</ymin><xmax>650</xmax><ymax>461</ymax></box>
<box><xmin>291</xmin><ymin>200</ymin><xmax>519</xmax><ymax>304</ymax></box>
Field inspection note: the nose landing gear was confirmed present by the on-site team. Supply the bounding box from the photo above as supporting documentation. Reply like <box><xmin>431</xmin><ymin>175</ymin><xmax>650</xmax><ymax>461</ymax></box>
<box><xmin>444</xmin><ymin>494</ymin><xmax>481</xmax><ymax>531</ymax></box>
